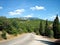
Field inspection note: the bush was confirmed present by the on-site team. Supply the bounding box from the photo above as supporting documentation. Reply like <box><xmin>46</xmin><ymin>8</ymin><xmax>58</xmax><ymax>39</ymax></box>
<box><xmin>48</xmin><ymin>30</ymin><xmax>54</xmax><ymax>38</ymax></box>
<box><xmin>11</xmin><ymin>27</ymin><xmax>18</xmax><ymax>36</ymax></box>
<box><xmin>1</xmin><ymin>30</ymin><xmax>7</xmax><ymax>39</ymax></box>
<box><xmin>34</xmin><ymin>27</ymin><xmax>39</xmax><ymax>35</ymax></box>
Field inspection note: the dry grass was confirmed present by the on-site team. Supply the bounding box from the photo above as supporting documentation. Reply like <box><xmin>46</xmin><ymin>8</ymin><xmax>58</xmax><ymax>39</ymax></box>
<box><xmin>0</xmin><ymin>32</ymin><xmax>26</xmax><ymax>42</ymax></box>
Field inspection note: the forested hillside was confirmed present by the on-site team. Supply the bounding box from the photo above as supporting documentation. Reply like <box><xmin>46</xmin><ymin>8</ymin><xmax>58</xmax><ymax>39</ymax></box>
<box><xmin>0</xmin><ymin>15</ymin><xmax>60</xmax><ymax>40</ymax></box>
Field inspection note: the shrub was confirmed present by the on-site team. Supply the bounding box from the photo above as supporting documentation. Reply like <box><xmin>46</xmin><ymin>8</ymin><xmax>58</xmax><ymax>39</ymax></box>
<box><xmin>1</xmin><ymin>30</ymin><xmax>7</xmax><ymax>39</ymax></box>
<box><xmin>48</xmin><ymin>30</ymin><xmax>54</xmax><ymax>38</ymax></box>
<box><xmin>34</xmin><ymin>27</ymin><xmax>39</xmax><ymax>35</ymax></box>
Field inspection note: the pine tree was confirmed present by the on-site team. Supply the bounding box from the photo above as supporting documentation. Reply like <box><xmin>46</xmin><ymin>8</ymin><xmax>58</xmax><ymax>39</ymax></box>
<box><xmin>53</xmin><ymin>14</ymin><xmax>60</xmax><ymax>38</ymax></box>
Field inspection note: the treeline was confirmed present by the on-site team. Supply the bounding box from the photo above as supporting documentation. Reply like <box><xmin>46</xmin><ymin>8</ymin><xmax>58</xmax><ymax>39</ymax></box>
<box><xmin>0</xmin><ymin>17</ymin><xmax>40</xmax><ymax>39</ymax></box>
<box><xmin>38</xmin><ymin>14</ymin><xmax>60</xmax><ymax>39</ymax></box>
<box><xmin>0</xmin><ymin>14</ymin><xmax>60</xmax><ymax>39</ymax></box>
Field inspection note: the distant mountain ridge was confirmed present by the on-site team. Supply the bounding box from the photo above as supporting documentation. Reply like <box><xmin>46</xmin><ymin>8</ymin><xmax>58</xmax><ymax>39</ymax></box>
<box><xmin>19</xmin><ymin>17</ymin><xmax>40</xmax><ymax>20</ymax></box>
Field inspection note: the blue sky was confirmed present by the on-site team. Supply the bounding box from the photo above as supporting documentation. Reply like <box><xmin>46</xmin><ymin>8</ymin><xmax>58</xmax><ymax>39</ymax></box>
<box><xmin>0</xmin><ymin>0</ymin><xmax>60</xmax><ymax>20</ymax></box>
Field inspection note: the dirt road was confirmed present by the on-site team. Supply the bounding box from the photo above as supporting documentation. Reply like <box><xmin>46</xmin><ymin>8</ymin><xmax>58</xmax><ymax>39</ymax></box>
<box><xmin>0</xmin><ymin>33</ymin><xmax>55</xmax><ymax>45</ymax></box>
<box><xmin>28</xmin><ymin>35</ymin><xmax>55</xmax><ymax>45</ymax></box>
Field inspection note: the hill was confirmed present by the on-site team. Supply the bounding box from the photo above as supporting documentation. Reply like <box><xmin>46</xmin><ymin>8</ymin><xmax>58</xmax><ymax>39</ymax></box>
<box><xmin>0</xmin><ymin>16</ymin><xmax>53</xmax><ymax>40</ymax></box>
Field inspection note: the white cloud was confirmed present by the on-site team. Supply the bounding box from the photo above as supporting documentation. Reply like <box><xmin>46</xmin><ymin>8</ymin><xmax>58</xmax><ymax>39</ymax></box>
<box><xmin>50</xmin><ymin>16</ymin><xmax>56</xmax><ymax>19</ymax></box>
<box><xmin>9</xmin><ymin>9</ymin><xmax>25</xmax><ymax>15</ymax></box>
<box><xmin>58</xmin><ymin>17</ymin><xmax>60</xmax><ymax>21</ymax></box>
<box><xmin>25</xmin><ymin>15</ymin><xmax>32</xmax><ymax>17</ymax></box>
<box><xmin>44</xmin><ymin>18</ymin><xmax>47</xmax><ymax>20</ymax></box>
<box><xmin>30</xmin><ymin>6</ymin><xmax>45</xmax><ymax>10</ymax></box>
<box><xmin>24</xmin><ymin>14</ymin><xmax>33</xmax><ymax>17</ymax></box>
<box><xmin>0</xmin><ymin>6</ymin><xmax>3</xmax><ymax>9</ymax></box>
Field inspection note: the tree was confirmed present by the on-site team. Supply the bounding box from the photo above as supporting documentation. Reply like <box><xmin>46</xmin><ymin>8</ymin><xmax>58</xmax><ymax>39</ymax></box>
<box><xmin>0</xmin><ymin>17</ymin><xmax>7</xmax><ymax>31</ymax></box>
<box><xmin>53</xmin><ymin>14</ymin><xmax>60</xmax><ymax>38</ymax></box>
<box><xmin>45</xmin><ymin>20</ymin><xmax>49</xmax><ymax>36</ymax></box>
<box><xmin>39</xmin><ymin>21</ymin><xmax>44</xmax><ymax>35</ymax></box>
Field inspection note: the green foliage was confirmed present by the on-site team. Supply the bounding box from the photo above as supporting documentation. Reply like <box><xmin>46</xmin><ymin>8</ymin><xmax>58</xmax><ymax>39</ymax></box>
<box><xmin>44</xmin><ymin>20</ymin><xmax>54</xmax><ymax>38</ymax></box>
<box><xmin>45</xmin><ymin>20</ymin><xmax>49</xmax><ymax>36</ymax></box>
<box><xmin>1</xmin><ymin>30</ymin><xmax>7</xmax><ymax>39</ymax></box>
<box><xmin>48</xmin><ymin>30</ymin><xmax>54</xmax><ymax>38</ymax></box>
<box><xmin>26</xmin><ymin>25</ymin><xmax>32</xmax><ymax>33</ymax></box>
<box><xmin>34</xmin><ymin>27</ymin><xmax>39</xmax><ymax>35</ymax></box>
<box><xmin>53</xmin><ymin>15</ymin><xmax>60</xmax><ymax>38</ymax></box>
<box><xmin>39</xmin><ymin>21</ymin><xmax>44</xmax><ymax>35</ymax></box>
<box><xmin>0</xmin><ymin>15</ymin><xmax>60</xmax><ymax>39</ymax></box>
<box><xmin>0</xmin><ymin>17</ymin><xmax>7</xmax><ymax>30</ymax></box>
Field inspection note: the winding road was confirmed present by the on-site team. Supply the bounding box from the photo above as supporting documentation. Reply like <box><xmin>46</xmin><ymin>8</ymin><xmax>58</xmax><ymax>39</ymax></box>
<box><xmin>0</xmin><ymin>33</ymin><xmax>55</xmax><ymax>45</ymax></box>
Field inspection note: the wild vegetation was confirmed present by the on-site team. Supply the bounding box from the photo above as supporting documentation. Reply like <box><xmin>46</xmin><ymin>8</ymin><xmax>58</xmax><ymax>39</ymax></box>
<box><xmin>0</xmin><ymin>14</ymin><xmax>60</xmax><ymax>39</ymax></box>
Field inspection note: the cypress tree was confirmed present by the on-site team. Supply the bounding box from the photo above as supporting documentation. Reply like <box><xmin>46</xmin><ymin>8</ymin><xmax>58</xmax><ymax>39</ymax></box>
<box><xmin>45</xmin><ymin>20</ymin><xmax>49</xmax><ymax>36</ymax></box>
<box><xmin>39</xmin><ymin>21</ymin><xmax>43</xmax><ymax>35</ymax></box>
<box><xmin>53</xmin><ymin>14</ymin><xmax>60</xmax><ymax>38</ymax></box>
